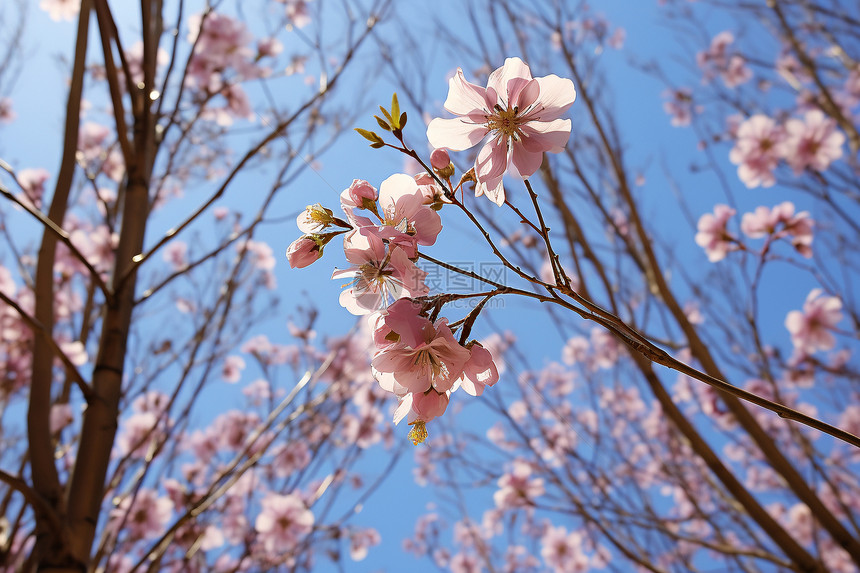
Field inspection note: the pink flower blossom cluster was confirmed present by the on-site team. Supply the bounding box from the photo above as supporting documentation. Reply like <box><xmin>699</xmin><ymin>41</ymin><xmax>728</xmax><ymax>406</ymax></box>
<box><xmin>785</xmin><ymin>288</ymin><xmax>843</xmax><ymax>356</ymax></box>
<box><xmin>695</xmin><ymin>201</ymin><xmax>815</xmax><ymax>262</ymax></box>
<box><xmin>662</xmin><ymin>88</ymin><xmax>700</xmax><ymax>127</ymax></box>
<box><xmin>740</xmin><ymin>201</ymin><xmax>814</xmax><ymax>257</ymax></box>
<box><xmin>729</xmin><ymin>111</ymin><xmax>845</xmax><ymax>188</ymax></box>
<box><xmin>426</xmin><ymin>57</ymin><xmax>576</xmax><ymax>205</ymax></box>
<box><xmin>696</xmin><ymin>31</ymin><xmax>752</xmax><ymax>88</ymax></box>
<box><xmin>287</xmin><ymin>174</ymin><xmax>500</xmax><ymax>440</ymax></box>
<box><xmin>286</xmin><ymin>59</ymin><xmax>581</xmax><ymax>441</ymax></box>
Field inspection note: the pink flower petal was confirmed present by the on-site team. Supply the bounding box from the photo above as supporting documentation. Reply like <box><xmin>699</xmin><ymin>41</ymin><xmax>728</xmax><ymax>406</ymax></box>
<box><xmin>426</xmin><ymin>117</ymin><xmax>487</xmax><ymax>151</ymax></box>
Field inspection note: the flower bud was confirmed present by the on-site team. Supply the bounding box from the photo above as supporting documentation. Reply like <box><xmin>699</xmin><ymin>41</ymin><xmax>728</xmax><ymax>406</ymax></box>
<box><xmin>430</xmin><ymin>148</ymin><xmax>455</xmax><ymax>179</ymax></box>
<box><xmin>286</xmin><ymin>236</ymin><xmax>322</xmax><ymax>268</ymax></box>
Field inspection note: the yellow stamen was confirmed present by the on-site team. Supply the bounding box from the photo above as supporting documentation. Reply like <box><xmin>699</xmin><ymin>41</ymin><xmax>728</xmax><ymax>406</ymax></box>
<box><xmin>408</xmin><ymin>420</ymin><xmax>428</xmax><ymax>445</ymax></box>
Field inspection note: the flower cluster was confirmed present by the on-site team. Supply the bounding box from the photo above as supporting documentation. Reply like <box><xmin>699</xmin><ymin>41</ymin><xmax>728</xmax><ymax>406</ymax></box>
<box><xmin>287</xmin><ymin>58</ymin><xmax>576</xmax><ymax>442</ymax></box>
<box><xmin>729</xmin><ymin>111</ymin><xmax>845</xmax><ymax>188</ymax></box>
<box><xmin>695</xmin><ymin>201</ymin><xmax>815</xmax><ymax>262</ymax></box>
<box><xmin>286</xmin><ymin>174</ymin><xmax>497</xmax><ymax>442</ymax></box>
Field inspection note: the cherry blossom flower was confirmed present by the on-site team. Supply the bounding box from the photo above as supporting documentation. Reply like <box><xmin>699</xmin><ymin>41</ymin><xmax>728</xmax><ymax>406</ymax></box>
<box><xmin>110</xmin><ymin>489</ymin><xmax>173</xmax><ymax>541</ymax></box>
<box><xmin>740</xmin><ymin>201</ymin><xmax>814</xmax><ymax>257</ymax></box>
<box><xmin>782</xmin><ymin>110</ymin><xmax>844</xmax><ymax>174</ymax></box>
<box><xmin>254</xmin><ymin>493</ymin><xmax>314</xmax><ymax>555</ymax></box>
<box><xmin>344</xmin><ymin>173</ymin><xmax>443</xmax><ymax>258</ymax></box>
<box><xmin>695</xmin><ymin>204</ymin><xmax>738</xmax><ymax>262</ymax></box>
<box><xmin>332</xmin><ymin>228</ymin><xmax>427</xmax><ymax>315</ymax></box>
<box><xmin>493</xmin><ymin>460</ymin><xmax>544</xmax><ymax>509</ymax></box>
<box><xmin>729</xmin><ymin>114</ymin><xmax>785</xmax><ymax>188</ymax></box>
<box><xmin>40</xmin><ymin>0</ymin><xmax>80</xmax><ymax>22</ymax></box>
<box><xmin>287</xmin><ymin>235</ymin><xmax>324</xmax><ymax>268</ymax></box>
<box><xmin>426</xmin><ymin>57</ymin><xmax>576</xmax><ymax>205</ymax></box>
<box><xmin>540</xmin><ymin>525</ymin><xmax>589</xmax><ymax>573</ymax></box>
<box><xmin>662</xmin><ymin>88</ymin><xmax>698</xmax><ymax>127</ymax></box>
<box><xmin>162</xmin><ymin>241</ymin><xmax>188</xmax><ymax>270</ymax></box>
<box><xmin>785</xmin><ymin>289</ymin><xmax>843</xmax><ymax>354</ymax></box>
<box><xmin>0</xmin><ymin>98</ymin><xmax>14</xmax><ymax>123</ymax></box>
<box><xmin>371</xmin><ymin>299</ymin><xmax>471</xmax><ymax>396</ymax></box>
<box><xmin>17</xmin><ymin>168</ymin><xmax>50</xmax><ymax>209</ymax></box>
<box><xmin>349</xmin><ymin>528</ymin><xmax>381</xmax><ymax>561</ymax></box>
<box><xmin>697</xmin><ymin>31</ymin><xmax>751</xmax><ymax>88</ymax></box>
<box><xmin>222</xmin><ymin>355</ymin><xmax>245</xmax><ymax>383</ymax></box>
<box><xmin>455</xmin><ymin>343</ymin><xmax>500</xmax><ymax>397</ymax></box>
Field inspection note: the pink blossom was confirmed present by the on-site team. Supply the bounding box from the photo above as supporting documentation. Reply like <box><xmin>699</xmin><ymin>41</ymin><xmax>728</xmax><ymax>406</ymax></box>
<box><xmin>697</xmin><ymin>31</ymin><xmax>734</xmax><ymax>80</ymax></box>
<box><xmin>17</xmin><ymin>168</ymin><xmax>50</xmax><ymax>208</ymax></box>
<box><xmin>697</xmin><ymin>31</ymin><xmax>751</xmax><ymax>88</ymax></box>
<box><xmin>426</xmin><ymin>57</ymin><xmax>576</xmax><ymax>205</ymax></box>
<box><xmin>456</xmin><ymin>343</ymin><xmax>500</xmax><ymax>397</ymax></box>
<box><xmin>254</xmin><ymin>493</ymin><xmax>314</xmax><ymax>555</ymax></box>
<box><xmin>540</xmin><ymin>525</ymin><xmax>589</xmax><ymax>573</ymax></box>
<box><xmin>430</xmin><ymin>148</ymin><xmax>451</xmax><ymax>171</ymax></box>
<box><xmin>340</xmin><ymin>179</ymin><xmax>378</xmax><ymax>209</ymax></box>
<box><xmin>271</xmin><ymin>441</ymin><xmax>312</xmax><ymax>477</ymax></box>
<box><xmin>346</xmin><ymin>173</ymin><xmax>443</xmax><ymax>257</ymax></box>
<box><xmin>49</xmin><ymin>403</ymin><xmax>74</xmax><ymax>433</ymax></box>
<box><xmin>296</xmin><ymin>203</ymin><xmax>336</xmax><ymax>234</ymax></box>
<box><xmin>222</xmin><ymin>355</ymin><xmax>245</xmax><ymax>383</ymax></box>
<box><xmin>782</xmin><ymin>110</ymin><xmax>844</xmax><ymax>174</ymax></box>
<box><xmin>332</xmin><ymin>228</ymin><xmax>427</xmax><ymax>315</ymax></box>
<box><xmin>349</xmin><ymin>528</ymin><xmax>381</xmax><ymax>561</ymax></box>
<box><xmin>662</xmin><ymin>88</ymin><xmax>697</xmax><ymax>127</ymax></box>
<box><xmin>257</xmin><ymin>37</ymin><xmax>283</xmax><ymax>58</ymax></box>
<box><xmin>695</xmin><ymin>204</ymin><xmax>738</xmax><ymax>262</ymax></box>
<box><xmin>110</xmin><ymin>489</ymin><xmax>173</xmax><ymax>540</ymax></box>
<box><xmin>40</xmin><ymin>0</ymin><xmax>80</xmax><ymax>22</ymax></box>
<box><xmin>0</xmin><ymin>97</ymin><xmax>15</xmax><ymax>123</ymax></box>
<box><xmin>371</xmin><ymin>299</ymin><xmax>471</xmax><ymax>396</ymax></box>
<box><xmin>723</xmin><ymin>55</ymin><xmax>752</xmax><ymax>88</ymax></box>
<box><xmin>287</xmin><ymin>235</ymin><xmax>324</xmax><ymax>268</ymax></box>
<box><xmin>450</xmin><ymin>553</ymin><xmax>482</xmax><ymax>573</ymax></box>
<box><xmin>162</xmin><ymin>241</ymin><xmax>188</xmax><ymax>270</ymax></box>
<box><xmin>116</xmin><ymin>411</ymin><xmax>162</xmax><ymax>457</ymax></box>
<box><xmin>729</xmin><ymin>114</ymin><xmax>785</xmax><ymax>188</ymax></box>
<box><xmin>493</xmin><ymin>460</ymin><xmax>544</xmax><ymax>509</ymax></box>
<box><xmin>410</xmin><ymin>389</ymin><xmax>450</xmax><ymax>421</ymax></box>
<box><xmin>785</xmin><ymin>289</ymin><xmax>843</xmax><ymax>354</ymax></box>
<box><xmin>740</xmin><ymin>201</ymin><xmax>814</xmax><ymax>257</ymax></box>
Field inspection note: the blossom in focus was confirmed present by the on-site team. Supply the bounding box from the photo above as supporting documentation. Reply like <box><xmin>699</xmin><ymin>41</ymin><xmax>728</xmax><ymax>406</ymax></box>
<box><xmin>371</xmin><ymin>299</ymin><xmax>470</xmax><ymax>395</ymax></box>
<box><xmin>729</xmin><ymin>114</ymin><xmax>785</xmax><ymax>188</ymax></box>
<box><xmin>782</xmin><ymin>110</ymin><xmax>844</xmax><ymax>174</ymax></box>
<box><xmin>342</xmin><ymin>174</ymin><xmax>442</xmax><ymax>258</ymax></box>
<box><xmin>456</xmin><ymin>343</ymin><xmax>500</xmax><ymax>397</ymax></box>
<box><xmin>286</xmin><ymin>235</ymin><xmax>324</xmax><ymax>268</ymax></box>
<box><xmin>695</xmin><ymin>204</ymin><xmax>737</xmax><ymax>262</ymax></box>
<box><xmin>331</xmin><ymin>228</ymin><xmax>428</xmax><ymax>315</ymax></box>
<box><xmin>785</xmin><ymin>289</ymin><xmax>843</xmax><ymax>354</ymax></box>
<box><xmin>254</xmin><ymin>493</ymin><xmax>314</xmax><ymax>555</ymax></box>
<box><xmin>426</xmin><ymin>57</ymin><xmax>576</xmax><ymax>205</ymax></box>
